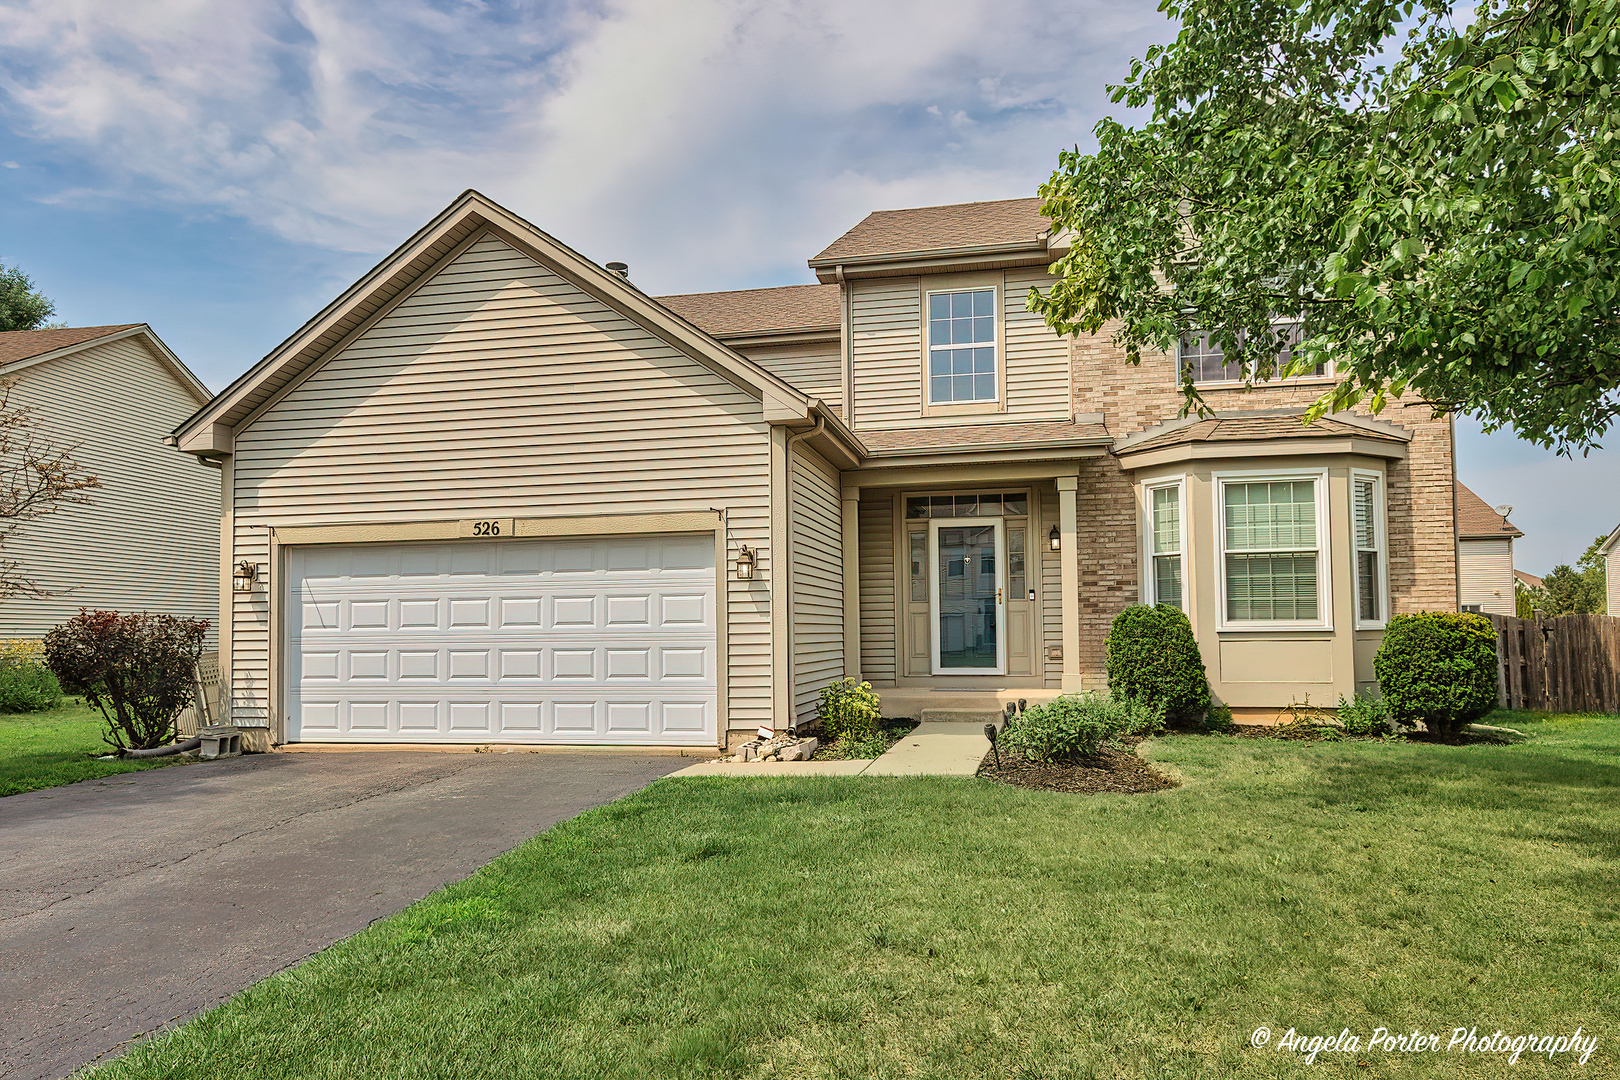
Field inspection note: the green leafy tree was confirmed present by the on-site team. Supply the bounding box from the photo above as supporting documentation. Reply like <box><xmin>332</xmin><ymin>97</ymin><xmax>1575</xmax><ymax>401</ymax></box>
<box><xmin>0</xmin><ymin>264</ymin><xmax>57</xmax><ymax>332</ymax></box>
<box><xmin>1033</xmin><ymin>0</ymin><xmax>1620</xmax><ymax>452</ymax></box>
<box><xmin>1539</xmin><ymin>533</ymin><xmax>1609</xmax><ymax>613</ymax></box>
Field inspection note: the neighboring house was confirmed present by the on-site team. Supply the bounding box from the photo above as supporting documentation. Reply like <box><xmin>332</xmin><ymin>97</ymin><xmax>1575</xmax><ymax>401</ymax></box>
<box><xmin>1601</xmin><ymin>525</ymin><xmax>1620</xmax><ymax>616</ymax></box>
<box><xmin>1514</xmin><ymin>570</ymin><xmax>1543</xmax><ymax>590</ymax></box>
<box><xmin>1455</xmin><ymin>482</ymin><xmax>1522</xmax><ymax>616</ymax></box>
<box><xmin>171</xmin><ymin>190</ymin><xmax>1459</xmax><ymax>749</ymax></box>
<box><xmin>0</xmin><ymin>325</ymin><xmax>219</xmax><ymax>640</ymax></box>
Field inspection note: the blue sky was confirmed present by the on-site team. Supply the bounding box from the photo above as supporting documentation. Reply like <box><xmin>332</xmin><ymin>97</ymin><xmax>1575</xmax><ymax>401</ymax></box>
<box><xmin>0</xmin><ymin>0</ymin><xmax>1612</xmax><ymax>573</ymax></box>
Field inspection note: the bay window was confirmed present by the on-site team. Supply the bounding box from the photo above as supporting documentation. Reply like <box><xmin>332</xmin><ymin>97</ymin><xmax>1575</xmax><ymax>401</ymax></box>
<box><xmin>1146</xmin><ymin>481</ymin><xmax>1184</xmax><ymax>610</ymax></box>
<box><xmin>1354</xmin><ymin>472</ymin><xmax>1386</xmax><ymax>625</ymax></box>
<box><xmin>1218</xmin><ymin>473</ymin><xmax>1329</xmax><ymax>626</ymax></box>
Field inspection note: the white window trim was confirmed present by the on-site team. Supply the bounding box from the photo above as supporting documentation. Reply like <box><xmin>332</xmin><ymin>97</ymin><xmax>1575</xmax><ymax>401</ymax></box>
<box><xmin>925</xmin><ymin>284</ymin><xmax>1001</xmax><ymax>407</ymax></box>
<box><xmin>1140</xmin><ymin>476</ymin><xmax>1188</xmax><ymax>611</ymax></box>
<box><xmin>1213</xmin><ymin>467</ymin><xmax>1333</xmax><ymax>632</ymax></box>
<box><xmin>1176</xmin><ymin>322</ymin><xmax>1336</xmax><ymax>389</ymax></box>
<box><xmin>1352</xmin><ymin>468</ymin><xmax>1389</xmax><ymax>630</ymax></box>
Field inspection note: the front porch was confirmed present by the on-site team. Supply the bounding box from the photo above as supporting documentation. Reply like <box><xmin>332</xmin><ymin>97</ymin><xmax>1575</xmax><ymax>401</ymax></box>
<box><xmin>835</xmin><ymin>456</ymin><xmax>1112</xmax><ymax>720</ymax></box>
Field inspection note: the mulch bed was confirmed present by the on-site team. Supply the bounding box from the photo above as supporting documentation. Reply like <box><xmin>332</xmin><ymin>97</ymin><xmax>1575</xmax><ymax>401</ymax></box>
<box><xmin>977</xmin><ymin>736</ymin><xmax>1178</xmax><ymax>795</ymax></box>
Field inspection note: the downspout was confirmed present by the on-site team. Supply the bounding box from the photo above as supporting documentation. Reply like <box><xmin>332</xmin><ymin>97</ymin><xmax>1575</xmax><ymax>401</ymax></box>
<box><xmin>782</xmin><ymin>414</ymin><xmax>827</xmax><ymax>735</ymax></box>
<box><xmin>836</xmin><ymin>265</ymin><xmax>853</xmax><ymax>427</ymax></box>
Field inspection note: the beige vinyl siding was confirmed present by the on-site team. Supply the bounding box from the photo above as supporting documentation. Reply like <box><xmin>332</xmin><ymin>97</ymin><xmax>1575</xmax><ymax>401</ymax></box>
<box><xmin>858</xmin><ymin>494</ymin><xmax>896</xmax><ymax>683</ymax></box>
<box><xmin>790</xmin><ymin>443</ymin><xmax>843</xmax><ymax>723</ymax></box>
<box><xmin>1002</xmin><ymin>268</ymin><xmax>1071</xmax><ymax>421</ymax></box>
<box><xmin>0</xmin><ymin>336</ymin><xmax>218</xmax><ymax>641</ymax></box>
<box><xmin>1458</xmin><ymin>538</ymin><xmax>1515</xmax><ymax>616</ymax></box>
<box><xmin>1040</xmin><ymin>487</ymin><xmax>1062</xmax><ymax>687</ymax></box>
<box><xmin>1607</xmin><ymin>548</ymin><xmax>1619</xmax><ymax>616</ymax></box>
<box><xmin>740</xmin><ymin>341</ymin><xmax>842</xmax><ymax>411</ymax></box>
<box><xmin>850</xmin><ymin>278</ymin><xmax>923</xmax><ymax>429</ymax></box>
<box><xmin>227</xmin><ymin>232</ymin><xmax>773</xmax><ymax>732</ymax></box>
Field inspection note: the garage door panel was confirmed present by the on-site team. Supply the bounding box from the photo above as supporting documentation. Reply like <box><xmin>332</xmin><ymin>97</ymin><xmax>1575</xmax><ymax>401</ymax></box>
<box><xmin>286</xmin><ymin>536</ymin><xmax>716</xmax><ymax>744</ymax></box>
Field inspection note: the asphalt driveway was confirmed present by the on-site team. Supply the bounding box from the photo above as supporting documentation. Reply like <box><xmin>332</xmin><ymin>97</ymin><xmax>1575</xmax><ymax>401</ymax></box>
<box><xmin>0</xmin><ymin>747</ymin><xmax>695</xmax><ymax>1080</ymax></box>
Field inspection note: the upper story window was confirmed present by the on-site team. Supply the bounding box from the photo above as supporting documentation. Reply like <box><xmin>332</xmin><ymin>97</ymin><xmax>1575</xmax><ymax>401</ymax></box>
<box><xmin>928</xmin><ymin>288</ymin><xmax>997</xmax><ymax>402</ymax></box>
<box><xmin>1179</xmin><ymin>323</ymin><xmax>1325</xmax><ymax>385</ymax></box>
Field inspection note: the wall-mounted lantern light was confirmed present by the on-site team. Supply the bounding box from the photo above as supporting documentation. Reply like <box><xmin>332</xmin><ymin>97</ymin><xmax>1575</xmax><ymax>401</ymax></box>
<box><xmin>233</xmin><ymin>560</ymin><xmax>260</xmax><ymax>593</ymax></box>
<box><xmin>1048</xmin><ymin>525</ymin><xmax>1061</xmax><ymax>552</ymax></box>
<box><xmin>735</xmin><ymin>545</ymin><xmax>757</xmax><ymax>581</ymax></box>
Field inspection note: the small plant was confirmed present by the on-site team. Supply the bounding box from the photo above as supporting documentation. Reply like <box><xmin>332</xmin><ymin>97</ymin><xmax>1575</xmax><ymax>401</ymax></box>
<box><xmin>817</xmin><ymin>677</ymin><xmax>881</xmax><ymax>744</ymax></box>
<box><xmin>1337</xmin><ymin>692</ymin><xmax>1390</xmax><ymax>737</ymax></box>
<box><xmin>1000</xmin><ymin>692</ymin><xmax>1163</xmax><ymax>763</ymax></box>
<box><xmin>0</xmin><ymin>640</ymin><xmax>61</xmax><ymax>712</ymax></box>
<box><xmin>1105</xmin><ymin>605</ymin><xmax>1211</xmax><ymax>723</ymax></box>
<box><xmin>1374</xmin><ymin>612</ymin><xmax>1498</xmax><ymax>739</ymax></box>
<box><xmin>43</xmin><ymin>610</ymin><xmax>209</xmax><ymax>752</ymax></box>
<box><xmin>1204</xmin><ymin>701</ymin><xmax>1235</xmax><ymax>733</ymax></box>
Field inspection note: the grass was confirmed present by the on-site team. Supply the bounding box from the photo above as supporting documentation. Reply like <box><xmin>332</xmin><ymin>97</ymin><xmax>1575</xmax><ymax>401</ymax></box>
<box><xmin>96</xmin><ymin>711</ymin><xmax>1617</xmax><ymax>1078</ymax></box>
<box><xmin>0</xmin><ymin>700</ymin><xmax>184</xmax><ymax>797</ymax></box>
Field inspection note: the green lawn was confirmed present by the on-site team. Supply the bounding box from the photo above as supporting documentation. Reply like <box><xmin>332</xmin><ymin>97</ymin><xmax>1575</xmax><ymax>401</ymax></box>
<box><xmin>98</xmin><ymin>713</ymin><xmax>1616</xmax><ymax>1079</ymax></box>
<box><xmin>0</xmin><ymin>700</ymin><xmax>184</xmax><ymax>797</ymax></box>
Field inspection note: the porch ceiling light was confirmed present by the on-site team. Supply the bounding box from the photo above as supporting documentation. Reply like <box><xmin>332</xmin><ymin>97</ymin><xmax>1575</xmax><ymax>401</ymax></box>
<box><xmin>735</xmin><ymin>545</ymin><xmax>757</xmax><ymax>581</ymax></box>
<box><xmin>1049</xmin><ymin>525</ymin><xmax>1061</xmax><ymax>551</ymax></box>
<box><xmin>233</xmin><ymin>560</ymin><xmax>259</xmax><ymax>593</ymax></box>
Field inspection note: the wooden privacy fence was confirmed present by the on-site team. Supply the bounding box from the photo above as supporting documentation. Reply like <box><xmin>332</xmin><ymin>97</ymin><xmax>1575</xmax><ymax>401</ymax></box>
<box><xmin>1487</xmin><ymin>613</ymin><xmax>1620</xmax><ymax>714</ymax></box>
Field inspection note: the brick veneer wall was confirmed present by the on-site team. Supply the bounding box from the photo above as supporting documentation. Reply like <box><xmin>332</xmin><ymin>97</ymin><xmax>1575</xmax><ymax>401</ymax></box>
<box><xmin>1068</xmin><ymin>326</ymin><xmax>1458</xmax><ymax>675</ymax></box>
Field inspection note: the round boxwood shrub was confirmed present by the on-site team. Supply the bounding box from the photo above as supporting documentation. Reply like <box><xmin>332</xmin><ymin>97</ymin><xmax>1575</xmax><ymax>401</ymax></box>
<box><xmin>1105</xmin><ymin>604</ymin><xmax>1210</xmax><ymax>723</ymax></box>
<box><xmin>1373</xmin><ymin>612</ymin><xmax>1498</xmax><ymax>739</ymax></box>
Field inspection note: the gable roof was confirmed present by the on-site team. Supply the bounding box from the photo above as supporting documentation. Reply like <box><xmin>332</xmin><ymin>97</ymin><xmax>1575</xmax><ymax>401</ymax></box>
<box><xmin>0</xmin><ymin>323</ymin><xmax>210</xmax><ymax>404</ymax></box>
<box><xmin>174</xmin><ymin>190</ymin><xmax>825</xmax><ymax>455</ymax></box>
<box><xmin>1456</xmin><ymin>481</ymin><xmax>1523</xmax><ymax>539</ymax></box>
<box><xmin>810</xmin><ymin>197</ymin><xmax>1048</xmax><ymax>267</ymax></box>
<box><xmin>656</xmin><ymin>283</ymin><xmax>839</xmax><ymax>339</ymax></box>
<box><xmin>1597</xmin><ymin>523</ymin><xmax>1620</xmax><ymax>555</ymax></box>
<box><xmin>1515</xmin><ymin>569</ymin><xmax>1544</xmax><ymax>589</ymax></box>
<box><xmin>0</xmin><ymin>324</ymin><xmax>141</xmax><ymax>365</ymax></box>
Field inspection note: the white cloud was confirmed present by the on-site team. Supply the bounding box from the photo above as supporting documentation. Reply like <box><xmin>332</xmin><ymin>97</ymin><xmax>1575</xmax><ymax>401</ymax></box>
<box><xmin>0</xmin><ymin>0</ymin><xmax>1167</xmax><ymax>291</ymax></box>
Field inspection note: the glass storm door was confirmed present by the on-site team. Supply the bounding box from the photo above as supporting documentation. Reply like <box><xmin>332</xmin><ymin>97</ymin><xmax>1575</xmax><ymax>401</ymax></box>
<box><xmin>929</xmin><ymin>518</ymin><xmax>1005</xmax><ymax>674</ymax></box>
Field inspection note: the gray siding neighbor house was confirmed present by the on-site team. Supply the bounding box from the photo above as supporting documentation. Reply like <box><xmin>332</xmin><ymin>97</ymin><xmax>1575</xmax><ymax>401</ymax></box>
<box><xmin>0</xmin><ymin>324</ymin><xmax>218</xmax><ymax>641</ymax></box>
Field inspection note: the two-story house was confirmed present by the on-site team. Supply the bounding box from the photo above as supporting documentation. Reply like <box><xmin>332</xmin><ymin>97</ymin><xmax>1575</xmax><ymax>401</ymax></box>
<box><xmin>171</xmin><ymin>190</ymin><xmax>1457</xmax><ymax>749</ymax></box>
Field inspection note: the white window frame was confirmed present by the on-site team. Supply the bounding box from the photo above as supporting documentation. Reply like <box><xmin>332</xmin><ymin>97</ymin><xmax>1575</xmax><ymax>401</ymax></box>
<box><xmin>1176</xmin><ymin>321</ymin><xmax>1335</xmax><ymax>388</ymax></box>
<box><xmin>1213</xmin><ymin>468</ymin><xmax>1333</xmax><ymax>631</ymax></box>
<box><xmin>925</xmin><ymin>285</ymin><xmax>1001</xmax><ymax>406</ymax></box>
<box><xmin>1141</xmin><ymin>476</ymin><xmax>1188</xmax><ymax>611</ymax></box>
<box><xmin>1352</xmin><ymin>468</ymin><xmax>1389</xmax><ymax>629</ymax></box>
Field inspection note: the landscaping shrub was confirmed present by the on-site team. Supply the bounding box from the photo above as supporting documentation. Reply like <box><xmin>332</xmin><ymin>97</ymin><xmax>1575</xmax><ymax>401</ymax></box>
<box><xmin>1105</xmin><ymin>604</ymin><xmax>1210</xmax><ymax>723</ymax></box>
<box><xmin>1337</xmin><ymin>692</ymin><xmax>1390</xmax><ymax>737</ymax></box>
<box><xmin>817</xmin><ymin>677</ymin><xmax>881</xmax><ymax>743</ymax></box>
<box><xmin>0</xmin><ymin>639</ymin><xmax>61</xmax><ymax>712</ymax></box>
<box><xmin>43</xmin><ymin>610</ymin><xmax>209</xmax><ymax>752</ymax></box>
<box><xmin>1000</xmin><ymin>692</ymin><xmax>1163</xmax><ymax>763</ymax></box>
<box><xmin>1373</xmin><ymin>612</ymin><xmax>1498</xmax><ymax>739</ymax></box>
<box><xmin>1204</xmin><ymin>701</ymin><xmax>1235</xmax><ymax>733</ymax></box>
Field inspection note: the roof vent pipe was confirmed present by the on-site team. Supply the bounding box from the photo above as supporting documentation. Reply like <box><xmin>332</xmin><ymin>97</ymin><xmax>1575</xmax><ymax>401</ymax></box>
<box><xmin>606</xmin><ymin>262</ymin><xmax>630</xmax><ymax>280</ymax></box>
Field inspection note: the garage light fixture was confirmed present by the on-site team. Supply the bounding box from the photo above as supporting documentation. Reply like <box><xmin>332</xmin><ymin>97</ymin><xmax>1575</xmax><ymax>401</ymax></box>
<box><xmin>735</xmin><ymin>545</ymin><xmax>757</xmax><ymax>581</ymax></box>
<box><xmin>1049</xmin><ymin>525</ymin><xmax>1061</xmax><ymax>552</ymax></box>
<box><xmin>233</xmin><ymin>560</ymin><xmax>259</xmax><ymax>593</ymax></box>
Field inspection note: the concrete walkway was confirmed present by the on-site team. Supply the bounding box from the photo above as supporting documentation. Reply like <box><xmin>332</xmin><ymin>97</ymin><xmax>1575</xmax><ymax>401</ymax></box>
<box><xmin>669</xmin><ymin>722</ymin><xmax>990</xmax><ymax>778</ymax></box>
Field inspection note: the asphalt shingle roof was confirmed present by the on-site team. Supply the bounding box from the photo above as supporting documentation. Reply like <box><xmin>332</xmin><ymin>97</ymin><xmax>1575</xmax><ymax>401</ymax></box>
<box><xmin>1456</xmin><ymin>481</ymin><xmax>1523</xmax><ymax>538</ymax></box>
<box><xmin>1118</xmin><ymin>414</ymin><xmax>1401</xmax><ymax>455</ymax></box>
<box><xmin>811</xmin><ymin>198</ymin><xmax>1048</xmax><ymax>264</ymax></box>
<box><xmin>655</xmin><ymin>284</ymin><xmax>839</xmax><ymax>338</ymax></box>
<box><xmin>0</xmin><ymin>325</ymin><xmax>139</xmax><ymax>366</ymax></box>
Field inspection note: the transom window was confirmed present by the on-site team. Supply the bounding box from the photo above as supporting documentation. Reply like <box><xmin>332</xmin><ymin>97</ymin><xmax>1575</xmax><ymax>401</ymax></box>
<box><xmin>1221</xmin><ymin>477</ymin><xmax>1325</xmax><ymax>624</ymax></box>
<box><xmin>1179</xmin><ymin>323</ymin><xmax>1325</xmax><ymax>384</ymax></box>
<box><xmin>928</xmin><ymin>288</ymin><xmax>997</xmax><ymax>402</ymax></box>
<box><xmin>906</xmin><ymin>492</ymin><xmax>1027</xmax><ymax>519</ymax></box>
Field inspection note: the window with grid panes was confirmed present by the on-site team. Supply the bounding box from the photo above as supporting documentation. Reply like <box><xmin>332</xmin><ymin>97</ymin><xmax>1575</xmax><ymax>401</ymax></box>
<box><xmin>1222</xmin><ymin>479</ymin><xmax>1321</xmax><ymax>622</ymax></box>
<box><xmin>927</xmin><ymin>289</ymin><xmax>997</xmax><ymax>402</ymax></box>
<box><xmin>1150</xmin><ymin>484</ymin><xmax>1183</xmax><ymax>610</ymax></box>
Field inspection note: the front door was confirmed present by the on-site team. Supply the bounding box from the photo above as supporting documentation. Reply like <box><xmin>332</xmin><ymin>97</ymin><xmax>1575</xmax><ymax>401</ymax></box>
<box><xmin>929</xmin><ymin>518</ymin><xmax>1005</xmax><ymax>675</ymax></box>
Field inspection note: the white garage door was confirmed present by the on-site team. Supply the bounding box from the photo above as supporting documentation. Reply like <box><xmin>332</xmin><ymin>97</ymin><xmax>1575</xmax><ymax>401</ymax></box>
<box><xmin>286</xmin><ymin>534</ymin><xmax>716</xmax><ymax>745</ymax></box>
